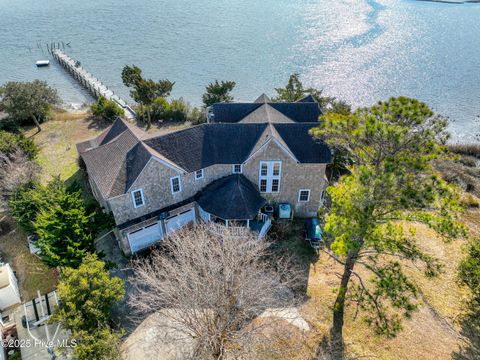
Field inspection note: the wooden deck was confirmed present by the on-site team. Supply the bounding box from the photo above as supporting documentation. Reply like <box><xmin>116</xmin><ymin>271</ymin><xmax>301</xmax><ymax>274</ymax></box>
<box><xmin>52</xmin><ymin>49</ymin><xmax>136</xmax><ymax>119</ymax></box>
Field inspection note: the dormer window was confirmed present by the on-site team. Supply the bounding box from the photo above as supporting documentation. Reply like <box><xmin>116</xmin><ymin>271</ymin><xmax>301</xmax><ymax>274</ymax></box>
<box><xmin>170</xmin><ymin>176</ymin><xmax>182</xmax><ymax>194</ymax></box>
<box><xmin>233</xmin><ymin>164</ymin><xmax>242</xmax><ymax>174</ymax></box>
<box><xmin>131</xmin><ymin>189</ymin><xmax>145</xmax><ymax>208</ymax></box>
<box><xmin>195</xmin><ymin>169</ymin><xmax>204</xmax><ymax>180</ymax></box>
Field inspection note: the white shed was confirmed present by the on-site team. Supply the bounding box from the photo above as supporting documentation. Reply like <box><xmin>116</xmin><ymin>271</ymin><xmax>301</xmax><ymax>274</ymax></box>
<box><xmin>0</xmin><ymin>264</ymin><xmax>21</xmax><ymax>310</ymax></box>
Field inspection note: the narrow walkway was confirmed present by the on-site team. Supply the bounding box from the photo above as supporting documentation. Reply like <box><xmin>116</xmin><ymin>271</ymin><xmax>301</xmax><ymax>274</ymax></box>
<box><xmin>52</xmin><ymin>49</ymin><xmax>136</xmax><ymax>120</ymax></box>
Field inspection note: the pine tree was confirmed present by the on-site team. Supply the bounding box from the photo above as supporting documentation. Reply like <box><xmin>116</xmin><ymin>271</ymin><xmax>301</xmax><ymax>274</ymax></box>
<box><xmin>312</xmin><ymin>97</ymin><xmax>465</xmax><ymax>357</ymax></box>
<box><xmin>34</xmin><ymin>181</ymin><xmax>94</xmax><ymax>268</ymax></box>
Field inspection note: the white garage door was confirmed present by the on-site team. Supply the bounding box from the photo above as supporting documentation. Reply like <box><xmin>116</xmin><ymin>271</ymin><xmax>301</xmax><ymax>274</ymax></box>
<box><xmin>165</xmin><ymin>209</ymin><xmax>196</xmax><ymax>234</ymax></box>
<box><xmin>128</xmin><ymin>222</ymin><xmax>163</xmax><ymax>254</ymax></box>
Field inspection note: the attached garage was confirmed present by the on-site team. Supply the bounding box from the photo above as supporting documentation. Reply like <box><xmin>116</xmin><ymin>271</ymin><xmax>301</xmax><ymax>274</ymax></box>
<box><xmin>127</xmin><ymin>222</ymin><xmax>163</xmax><ymax>254</ymax></box>
<box><xmin>165</xmin><ymin>208</ymin><xmax>196</xmax><ymax>234</ymax></box>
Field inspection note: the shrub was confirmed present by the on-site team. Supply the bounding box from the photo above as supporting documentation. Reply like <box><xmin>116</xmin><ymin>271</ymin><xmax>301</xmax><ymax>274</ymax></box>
<box><xmin>52</xmin><ymin>254</ymin><xmax>125</xmax><ymax>359</ymax></box>
<box><xmin>460</xmin><ymin>193</ymin><xmax>480</xmax><ymax>208</ymax></box>
<box><xmin>149</xmin><ymin>96</ymin><xmax>170</xmax><ymax>122</ymax></box>
<box><xmin>150</xmin><ymin>97</ymin><xmax>189</xmax><ymax>123</ymax></box>
<box><xmin>0</xmin><ymin>130</ymin><xmax>38</xmax><ymax>159</ymax></box>
<box><xmin>91</xmin><ymin>97</ymin><xmax>124</xmax><ymax>121</ymax></box>
<box><xmin>449</xmin><ymin>143</ymin><xmax>480</xmax><ymax>158</ymax></box>
<box><xmin>166</xmin><ymin>98</ymin><xmax>188</xmax><ymax>122</ymax></box>
<box><xmin>188</xmin><ymin>107</ymin><xmax>207</xmax><ymax>125</ymax></box>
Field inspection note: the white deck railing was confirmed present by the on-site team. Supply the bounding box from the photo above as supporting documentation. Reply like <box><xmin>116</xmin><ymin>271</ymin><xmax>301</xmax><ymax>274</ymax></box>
<box><xmin>208</xmin><ymin>223</ymin><xmax>249</xmax><ymax>237</ymax></box>
<box><xmin>208</xmin><ymin>218</ymin><xmax>272</xmax><ymax>239</ymax></box>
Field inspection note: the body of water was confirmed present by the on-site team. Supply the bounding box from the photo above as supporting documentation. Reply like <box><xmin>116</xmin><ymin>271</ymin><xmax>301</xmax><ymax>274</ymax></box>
<box><xmin>1</xmin><ymin>0</ymin><xmax>479</xmax><ymax>141</ymax></box>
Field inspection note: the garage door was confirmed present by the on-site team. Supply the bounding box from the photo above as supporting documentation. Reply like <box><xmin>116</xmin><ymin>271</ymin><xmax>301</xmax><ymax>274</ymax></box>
<box><xmin>128</xmin><ymin>222</ymin><xmax>163</xmax><ymax>254</ymax></box>
<box><xmin>165</xmin><ymin>209</ymin><xmax>195</xmax><ymax>234</ymax></box>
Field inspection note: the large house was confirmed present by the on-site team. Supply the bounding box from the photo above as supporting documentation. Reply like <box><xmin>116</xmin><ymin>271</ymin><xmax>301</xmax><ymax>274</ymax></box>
<box><xmin>77</xmin><ymin>94</ymin><xmax>331</xmax><ymax>255</ymax></box>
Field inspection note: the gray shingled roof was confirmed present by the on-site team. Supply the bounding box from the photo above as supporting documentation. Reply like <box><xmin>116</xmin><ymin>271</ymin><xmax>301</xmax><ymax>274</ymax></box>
<box><xmin>272</xmin><ymin>123</ymin><xmax>332</xmax><ymax>163</ymax></box>
<box><xmin>80</xmin><ymin>128</ymin><xmax>140</xmax><ymax>198</ymax></box>
<box><xmin>209</xmin><ymin>94</ymin><xmax>322</xmax><ymax>123</ymax></box>
<box><xmin>79</xmin><ymin>118</ymin><xmax>331</xmax><ymax>200</ymax></box>
<box><xmin>197</xmin><ymin>174</ymin><xmax>266</xmax><ymax>220</ymax></box>
<box><xmin>144</xmin><ymin>123</ymin><xmax>268</xmax><ymax>172</ymax></box>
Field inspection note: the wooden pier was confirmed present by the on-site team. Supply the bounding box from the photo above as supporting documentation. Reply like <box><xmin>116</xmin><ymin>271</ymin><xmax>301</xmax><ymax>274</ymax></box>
<box><xmin>52</xmin><ymin>49</ymin><xmax>136</xmax><ymax>119</ymax></box>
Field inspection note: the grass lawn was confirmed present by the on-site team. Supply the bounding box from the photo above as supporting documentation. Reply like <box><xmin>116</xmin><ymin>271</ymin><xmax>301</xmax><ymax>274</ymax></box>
<box><xmin>25</xmin><ymin>112</ymin><xmax>108</xmax><ymax>185</ymax></box>
<box><xmin>268</xmin><ymin>209</ymin><xmax>480</xmax><ymax>360</ymax></box>
<box><xmin>0</xmin><ymin>214</ymin><xmax>58</xmax><ymax>301</ymax></box>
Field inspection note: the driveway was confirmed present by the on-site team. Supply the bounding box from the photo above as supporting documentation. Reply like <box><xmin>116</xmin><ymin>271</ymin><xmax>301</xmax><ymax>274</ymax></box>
<box><xmin>95</xmin><ymin>232</ymin><xmax>139</xmax><ymax>333</ymax></box>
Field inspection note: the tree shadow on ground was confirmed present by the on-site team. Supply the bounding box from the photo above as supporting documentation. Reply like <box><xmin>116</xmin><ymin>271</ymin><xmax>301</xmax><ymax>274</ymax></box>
<box><xmin>269</xmin><ymin>220</ymin><xmax>349</xmax><ymax>359</ymax></box>
<box><xmin>451</xmin><ymin>308</ymin><xmax>480</xmax><ymax>360</ymax></box>
<box><xmin>85</xmin><ymin>114</ymin><xmax>112</xmax><ymax>132</ymax></box>
<box><xmin>315</xmin><ymin>334</ymin><xmax>344</xmax><ymax>360</ymax></box>
<box><xmin>64</xmin><ymin>168</ymin><xmax>95</xmax><ymax>205</ymax></box>
<box><xmin>268</xmin><ymin>220</ymin><xmax>318</xmax><ymax>301</ymax></box>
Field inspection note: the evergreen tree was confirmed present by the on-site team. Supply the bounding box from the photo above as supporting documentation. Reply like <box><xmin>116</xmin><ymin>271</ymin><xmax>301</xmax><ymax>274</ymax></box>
<box><xmin>52</xmin><ymin>254</ymin><xmax>125</xmax><ymax>360</ymax></box>
<box><xmin>273</xmin><ymin>73</ymin><xmax>333</xmax><ymax>107</ymax></box>
<box><xmin>457</xmin><ymin>238</ymin><xmax>480</xmax><ymax>358</ymax></box>
<box><xmin>0</xmin><ymin>80</ymin><xmax>60</xmax><ymax>131</ymax></box>
<box><xmin>121</xmin><ymin>65</ymin><xmax>174</xmax><ymax>129</ymax></box>
<box><xmin>312</xmin><ymin>97</ymin><xmax>465</xmax><ymax>357</ymax></box>
<box><xmin>9</xmin><ymin>179</ymin><xmax>63</xmax><ymax>233</ymax></box>
<box><xmin>34</xmin><ymin>180</ymin><xmax>95</xmax><ymax>268</ymax></box>
<box><xmin>202</xmin><ymin>80</ymin><xmax>236</xmax><ymax>107</ymax></box>
<box><xmin>0</xmin><ymin>130</ymin><xmax>39</xmax><ymax>159</ymax></box>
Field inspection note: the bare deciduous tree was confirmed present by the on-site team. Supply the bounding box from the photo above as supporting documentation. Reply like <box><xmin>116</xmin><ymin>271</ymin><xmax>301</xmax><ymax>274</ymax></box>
<box><xmin>129</xmin><ymin>225</ymin><xmax>302</xmax><ymax>359</ymax></box>
<box><xmin>0</xmin><ymin>149</ymin><xmax>39</xmax><ymax>211</ymax></box>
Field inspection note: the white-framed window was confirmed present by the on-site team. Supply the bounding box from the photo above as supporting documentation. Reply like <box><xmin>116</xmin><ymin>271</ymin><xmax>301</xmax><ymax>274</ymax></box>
<box><xmin>170</xmin><ymin>176</ymin><xmax>182</xmax><ymax>194</ymax></box>
<box><xmin>131</xmin><ymin>189</ymin><xmax>145</xmax><ymax>208</ymax></box>
<box><xmin>195</xmin><ymin>169</ymin><xmax>204</xmax><ymax>180</ymax></box>
<box><xmin>298</xmin><ymin>189</ymin><xmax>311</xmax><ymax>202</ymax></box>
<box><xmin>258</xmin><ymin>161</ymin><xmax>281</xmax><ymax>193</ymax></box>
<box><xmin>232</xmin><ymin>164</ymin><xmax>243</xmax><ymax>174</ymax></box>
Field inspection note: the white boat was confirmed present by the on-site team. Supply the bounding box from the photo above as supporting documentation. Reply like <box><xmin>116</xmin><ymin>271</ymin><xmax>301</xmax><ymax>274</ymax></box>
<box><xmin>36</xmin><ymin>60</ymin><xmax>50</xmax><ymax>67</ymax></box>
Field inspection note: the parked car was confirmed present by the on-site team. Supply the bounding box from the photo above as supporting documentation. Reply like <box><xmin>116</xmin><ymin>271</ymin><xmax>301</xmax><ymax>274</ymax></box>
<box><xmin>304</xmin><ymin>218</ymin><xmax>323</xmax><ymax>252</ymax></box>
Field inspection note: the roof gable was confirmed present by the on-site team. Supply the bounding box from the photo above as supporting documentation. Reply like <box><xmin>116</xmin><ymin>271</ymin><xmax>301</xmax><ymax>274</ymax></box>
<box><xmin>296</xmin><ymin>94</ymin><xmax>317</xmax><ymax>103</ymax></box>
<box><xmin>209</xmin><ymin>95</ymin><xmax>321</xmax><ymax>124</ymax></box>
<box><xmin>209</xmin><ymin>103</ymin><xmax>262</xmax><ymax>123</ymax></box>
<box><xmin>239</xmin><ymin>104</ymin><xmax>294</xmax><ymax>124</ymax></box>
<box><xmin>268</xmin><ymin>102</ymin><xmax>320</xmax><ymax>123</ymax></box>
<box><xmin>81</xmin><ymin>128</ymin><xmax>141</xmax><ymax>198</ymax></box>
<box><xmin>143</xmin><ymin>124</ymin><xmax>267</xmax><ymax>172</ymax></box>
<box><xmin>273</xmin><ymin>123</ymin><xmax>331</xmax><ymax>163</ymax></box>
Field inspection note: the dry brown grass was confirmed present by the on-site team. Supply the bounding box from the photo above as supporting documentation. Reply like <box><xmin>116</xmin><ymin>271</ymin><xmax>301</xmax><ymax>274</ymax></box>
<box><xmin>25</xmin><ymin>112</ymin><xmax>108</xmax><ymax>184</ymax></box>
<box><xmin>280</xmin><ymin>209</ymin><xmax>480</xmax><ymax>360</ymax></box>
<box><xmin>449</xmin><ymin>144</ymin><xmax>480</xmax><ymax>158</ymax></box>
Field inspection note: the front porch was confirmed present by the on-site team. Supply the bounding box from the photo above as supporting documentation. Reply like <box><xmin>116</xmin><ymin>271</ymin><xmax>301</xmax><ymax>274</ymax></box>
<box><xmin>196</xmin><ymin>174</ymin><xmax>273</xmax><ymax>239</ymax></box>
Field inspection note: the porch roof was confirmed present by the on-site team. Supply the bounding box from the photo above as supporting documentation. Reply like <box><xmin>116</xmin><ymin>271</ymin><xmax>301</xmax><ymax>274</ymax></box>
<box><xmin>197</xmin><ymin>174</ymin><xmax>266</xmax><ymax>220</ymax></box>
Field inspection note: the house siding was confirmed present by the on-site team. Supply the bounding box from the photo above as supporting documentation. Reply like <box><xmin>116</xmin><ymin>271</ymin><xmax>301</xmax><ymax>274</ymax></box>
<box><xmin>243</xmin><ymin>140</ymin><xmax>327</xmax><ymax>217</ymax></box>
<box><xmin>108</xmin><ymin>159</ymin><xmax>234</xmax><ymax>225</ymax></box>
<box><xmin>107</xmin><ymin>139</ymin><xmax>327</xmax><ymax>226</ymax></box>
